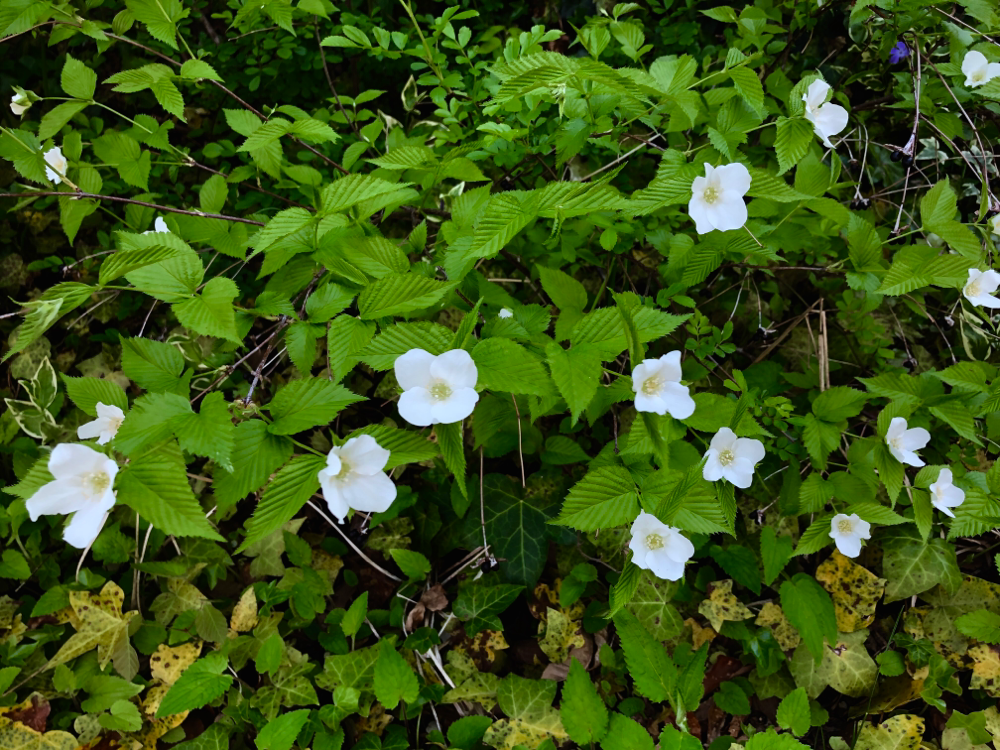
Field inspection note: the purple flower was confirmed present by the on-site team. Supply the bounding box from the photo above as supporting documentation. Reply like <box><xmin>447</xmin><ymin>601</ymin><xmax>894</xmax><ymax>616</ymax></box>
<box><xmin>889</xmin><ymin>41</ymin><xmax>909</xmax><ymax>64</ymax></box>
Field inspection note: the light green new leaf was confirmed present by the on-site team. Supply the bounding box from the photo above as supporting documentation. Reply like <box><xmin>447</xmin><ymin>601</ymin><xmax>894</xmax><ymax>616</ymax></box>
<box><xmin>156</xmin><ymin>652</ymin><xmax>233</xmax><ymax>717</ymax></box>
<box><xmin>255</xmin><ymin>710</ymin><xmax>310</xmax><ymax>750</ymax></box>
<box><xmin>61</xmin><ymin>54</ymin><xmax>97</xmax><ymax>99</ymax></box>
<box><xmin>61</xmin><ymin>375</ymin><xmax>128</xmax><ymax>416</ymax></box>
<box><xmin>173</xmin><ymin>277</ymin><xmax>241</xmax><ymax>343</ymax></box>
<box><xmin>955</xmin><ymin>609</ymin><xmax>1000</xmax><ymax>644</ymax></box>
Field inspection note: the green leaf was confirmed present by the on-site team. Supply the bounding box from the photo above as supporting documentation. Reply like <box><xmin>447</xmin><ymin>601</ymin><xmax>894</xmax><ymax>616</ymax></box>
<box><xmin>39</xmin><ymin>101</ymin><xmax>89</xmax><ymax>142</ymax></box>
<box><xmin>560</xmin><ymin>658</ymin><xmax>608</xmax><ymax>745</ymax></box>
<box><xmin>116</xmin><ymin>441</ymin><xmax>223</xmax><ymax>540</ymax></box>
<box><xmin>100</xmin><ymin>243</ymin><xmax>186</xmax><ymax>286</ymax></box>
<box><xmin>955</xmin><ymin>609</ymin><xmax>1000</xmax><ymax>644</ymax></box>
<box><xmin>776</xmin><ymin>687</ymin><xmax>811</xmax><ymax>736</ymax></box>
<box><xmin>121</xmin><ymin>336</ymin><xmax>191</xmax><ymax>395</ymax></box>
<box><xmin>729</xmin><ymin>67</ymin><xmax>764</xmax><ymax>114</ymax></box>
<box><xmin>180</xmin><ymin>59</ymin><xmax>223</xmax><ymax>82</ymax></box>
<box><xmin>812</xmin><ymin>386</ymin><xmax>868</xmax><ymax>421</ymax></box>
<box><xmin>156</xmin><ymin>652</ymin><xmax>233</xmax><ymax>717</ymax></box>
<box><xmin>61</xmin><ymin>54</ymin><xmax>97</xmax><ymax>99</ymax></box>
<box><xmin>0</xmin><ymin>549</ymin><xmax>30</xmax><ymax>580</ymax></box>
<box><xmin>61</xmin><ymin>375</ymin><xmax>128</xmax><ymax>416</ymax></box>
<box><xmin>267</xmin><ymin>378</ymin><xmax>364</xmax><ymax>435</ymax></box>
<box><xmin>546</xmin><ymin>343</ymin><xmax>602</xmax><ymax>425</ymax></box>
<box><xmin>255</xmin><ymin>710</ymin><xmax>310</xmax><ymax>750</ymax></box>
<box><xmin>876</xmin><ymin>245</ymin><xmax>971</xmax><ymax>296</ymax></box>
<box><xmin>473</xmin><ymin>338</ymin><xmax>555</xmax><ymax>396</ymax></box>
<box><xmin>126</xmin><ymin>0</ymin><xmax>185</xmax><ymax>49</ymax></box>
<box><xmin>554</xmin><ymin>466</ymin><xmax>639</xmax><ymax>531</ymax></box>
<box><xmin>612</xmin><ymin>608</ymin><xmax>675</xmax><ymax>702</ymax></box>
<box><xmin>113</xmin><ymin>392</ymin><xmax>191</xmax><ymax>456</ymax></box>
<box><xmin>240</xmin><ymin>454</ymin><xmax>326</xmax><ymax>550</ymax></box>
<box><xmin>389</xmin><ymin>549</ymin><xmax>431</xmax><ymax>581</ymax></box>
<box><xmin>354</xmin><ymin>424</ymin><xmax>438</xmax><ymax>469</ymax></box>
<box><xmin>775</xmin><ymin>117</ymin><xmax>814</xmax><ymax>175</ymax></box>
<box><xmin>760</xmin><ymin>526</ymin><xmax>794</xmax><ymax>586</ymax></box>
<box><xmin>173</xmin><ymin>277</ymin><xmax>241</xmax><ymax>343</ymax></box>
<box><xmin>483</xmin><ymin>475</ymin><xmax>558</xmax><ymax>587</ymax></box>
<box><xmin>780</xmin><ymin>573</ymin><xmax>837</xmax><ymax>664</ymax></box>
<box><xmin>714</xmin><ymin>680</ymin><xmax>750</xmax><ymax>715</ymax></box>
<box><xmin>600</xmin><ymin>713</ymin><xmax>653</xmax><ymax>750</ymax></box>
<box><xmin>174</xmin><ymin>392</ymin><xmax>235</xmax><ymax>472</ymax></box>
<box><xmin>436</xmin><ymin>422</ymin><xmax>467</xmax><ymax>498</ymax></box>
<box><xmin>373</xmin><ymin>639</ymin><xmax>419</xmax><ymax>709</ymax></box>
<box><xmin>357</xmin><ymin>273</ymin><xmax>455</xmax><ymax>319</ymax></box>
<box><xmin>745</xmin><ymin>729</ymin><xmax>809</xmax><ymax>750</ymax></box>
<box><xmin>625</xmin><ymin>569</ymin><xmax>684</xmax><ymax>641</ymax></box>
<box><xmin>467</xmin><ymin>193</ymin><xmax>539</xmax><ymax>261</ymax></box>
<box><xmin>360</xmin><ymin>321</ymin><xmax>453</xmax><ymax>371</ymax></box>
<box><xmin>608</xmin><ymin>561</ymin><xmax>642</xmax><ymax>617</ymax></box>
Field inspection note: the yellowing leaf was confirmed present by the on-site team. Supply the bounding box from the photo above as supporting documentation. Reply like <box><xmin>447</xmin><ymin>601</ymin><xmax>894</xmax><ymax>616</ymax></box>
<box><xmin>150</xmin><ymin>642</ymin><xmax>202</xmax><ymax>686</ymax></box>
<box><xmin>138</xmin><ymin>688</ymin><xmax>187</xmax><ymax>750</ymax></box>
<box><xmin>685</xmin><ymin>617</ymin><xmax>716</xmax><ymax>649</ymax></box>
<box><xmin>0</xmin><ymin>716</ymin><xmax>77</xmax><ymax>750</ymax></box>
<box><xmin>854</xmin><ymin>714</ymin><xmax>924</xmax><ymax>750</ymax></box>
<box><xmin>698</xmin><ymin>580</ymin><xmax>753</xmax><ymax>631</ymax></box>
<box><xmin>789</xmin><ymin>629</ymin><xmax>877</xmax><ymax>698</ymax></box>
<box><xmin>538</xmin><ymin>608</ymin><xmax>584</xmax><ymax>664</ymax></box>
<box><xmin>47</xmin><ymin>582</ymin><xmax>138</xmax><ymax>672</ymax></box>
<box><xmin>816</xmin><ymin>551</ymin><xmax>886</xmax><ymax>632</ymax></box>
<box><xmin>968</xmin><ymin>645</ymin><xmax>1000</xmax><ymax>697</ymax></box>
<box><xmin>755</xmin><ymin>602</ymin><xmax>801</xmax><ymax>650</ymax></box>
<box><xmin>229</xmin><ymin>588</ymin><xmax>258</xmax><ymax>633</ymax></box>
<box><xmin>483</xmin><ymin>716</ymin><xmax>568</xmax><ymax>750</ymax></box>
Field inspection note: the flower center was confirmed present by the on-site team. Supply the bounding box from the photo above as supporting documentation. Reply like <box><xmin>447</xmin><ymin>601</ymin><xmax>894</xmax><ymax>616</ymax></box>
<box><xmin>889</xmin><ymin>436</ymin><xmax>903</xmax><ymax>451</ymax></box>
<box><xmin>641</xmin><ymin>376</ymin><xmax>662</xmax><ymax>396</ymax></box>
<box><xmin>645</xmin><ymin>533</ymin><xmax>664</xmax><ymax>551</ymax></box>
<box><xmin>430</xmin><ymin>382</ymin><xmax>452</xmax><ymax>400</ymax></box>
<box><xmin>718</xmin><ymin>449</ymin><xmax>735</xmax><ymax>466</ymax></box>
<box><xmin>966</xmin><ymin>279</ymin><xmax>982</xmax><ymax>297</ymax></box>
<box><xmin>703</xmin><ymin>186</ymin><xmax>720</xmax><ymax>204</ymax></box>
<box><xmin>335</xmin><ymin>460</ymin><xmax>352</xmax><ymax>480</ymax></box>
<box><xmin>84</xmin><ymin>471</ymin><xmax>110</xmax><ymax>495</ymax></box>
<box><xmin>837</xmin><ymin>518</ymin><xmax>854</xmax><ymax>534</ymax></box>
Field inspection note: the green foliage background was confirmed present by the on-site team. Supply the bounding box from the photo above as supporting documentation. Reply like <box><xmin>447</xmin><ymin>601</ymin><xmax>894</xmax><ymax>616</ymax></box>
<box><xmin>2</xmin><ymin>0</ymin><xmax>1000</xmax><ymax>748</ymax></box>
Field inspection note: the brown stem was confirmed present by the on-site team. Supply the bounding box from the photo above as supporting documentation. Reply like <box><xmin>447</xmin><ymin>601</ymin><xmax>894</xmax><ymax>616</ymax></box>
<box><xmin>315</xmin><ymin>24</ymin><xmax>362</xmax><ymax>139</ymax></box>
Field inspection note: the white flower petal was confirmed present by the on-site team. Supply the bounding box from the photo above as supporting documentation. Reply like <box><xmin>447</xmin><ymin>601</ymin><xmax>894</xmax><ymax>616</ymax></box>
<box><xmin>394</xmin><ymin>349</ymin><xmax>436</xmax><ymax>391</ymax></box>
<box><xmin>431</xmin><ymin>386</ymin><xmax>479</xmax><ymax>424</ymax></box>
<box><xmin>48</xmin><ymin>443</ymin><xmax>109</xmax><ymax>480</ymax></box>
<box><xmin>63</xmin><ymin>507</ymin><xmax>109</xmax><ymax>549</ymax></box>
<box><xmin>339</xmin><ymin>472</ymin><xmax>397</xmax><ymax>514</ymax></box>
<box><xmin>320</xmin><ymin>479</ymin><xmax>351</xmax><ymax>522</ymax></box>
<box><xmin>658</xmin><ymin>381</ymin><xmax>695</xmax><ymax>420</ymax></box>
<box><xmin>734</xmin><ymin>437</ymin><xmax>766</xmax><ymax>465</ymax></box>
<box><xmin>77</xmin><ymin>419</ymin><xmax>107</xmax><ymax>441</ymax></box>
<box><xmin>430</xmin><ymin>349</ymin><xmax>478</xmax><ymax>389</ymax></box>
<box><xmin>645</xmin><ymin>551</ymin><xmax>686</xmax><ymax>581</ymax></box>
<box><xmin>832</xmin><ymin>532</ymin><xmax>863</xmax><ymax>558</ymax></box>
<box><xmin>886</xmin><ymin>417</ymin><xmax>907</xmax><ymax>442</ymax></box>
<box><xmin>812</xmin><ymin>103</ymin><xmax>849</xmax><ymax>144</ymax></box>
<box><xmin>660</xmin><ymin>351</ymin><xmax>683</xmax><ymax>381</ymax></box>
<box><xmin>662</xmin><ymin>528</ymin><xmax>695</xmax><ymax>563</ymax></box>
<box><xmin>154</xmin><ymin>216</ymin><xmax>169</xmax><ymax>232</ymax></box>
<box><xmin>688</xmin><ymin>196</ymin><xmax>715</xmax><ymax>235</ymax></box>
<box><xmin>900</xmin><ymin>426</ymin><xmax>930</xmax><ymax>452</ymax></box>
<box><xmin>634</xmin><ymin>392</ymin><xmax>668</xmax><ymax>415</ymax></box>
<box><xmin>714</xmin><ymin>163</ymin><xmax>752</xmax><ymax>196</ymax></box>
<box><xmin>963</xmin><ymin>50</ymin><xmax>987</xmax><ymax>78</ymax></box>
<box><xmin>710</xmin><ymin>427</ymin><xmax>738</xmax><ymax>452</ymax></box>
<box><xmin>26</xmin><ymin>479</ymin><xmax>89</xmax><ymax>520</ymax></box>
<box><xmin>804</xmin><ymin>79</ymin><xmax>831</xmax><ymax>110</ymax></box>
<box><xmin>340</xmin><ymin>435</ymin><xmax>390</xmax><ymax>474</ymax></box>
<box><xmin>702</xmin><ymin>452</ymin><xmax>725</xmax><ymax>482</ymax></box>
<box><xmin>704</xmin><ymin>194</ymin><xmax>748</xmax><ymax>232</ymax></box>
<box><xmin>398</xmin><ymin>387</ymin><xmax>437</xmax><ymax>427</ymax></box>
<box><xmin>723</xmin><ymin>458</ymin><xmax>755</xmax><ymax>489</ymax></box>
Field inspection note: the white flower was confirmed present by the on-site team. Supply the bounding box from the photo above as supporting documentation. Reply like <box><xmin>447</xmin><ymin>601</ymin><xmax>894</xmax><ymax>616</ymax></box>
<box><xmin>43</xmin><ymin>146</ymin><xmax>68</xmax><ymax>185</ymax></box>
<box><xmin>10</xmin><ymin>92</ymin><xmax>29</xmax><ymax>116</ymax></box>
<box><xmin>702</xmin><ymin>427</ymin><xmax>765</xmax><ymax>489</ymax></box>
<box><xmin>962</xmin><ymin>50</ymin><xmax>1000</xmax><ymax>88</ymax></box>
<box><xmin>689</xmin><ymin>162</ymin><xmax>751</xmax><ymax>235</ymax></box>
<box><xmin>631</xmin><ymin>351</ymin><xmax>695</xmax><ymax>419</ymax></box>
<box><xmin>318</xmin><ymin>435</ymin><xmax>397</xmax><ymax>523</ymax></box>
<box><xmin>963</xmin><ymin>268</ymin><xmax>1000</xmax><ymax>308</ymax></box>
<box><xmin>498</xmin><ymin>308</ymin><xmax>513</xmax><ymax>319</ymax></box>
<box><xmin>885</xmin><ymin>417</ymin><xmax>930</xmax><ymax>467</ymax></box>
<box><xmin>26</xmin><ymin>444</ymin><xmax>118</xmax><ymax>549</ymax></box>
<box><xmin>77</xmin><ymin>402</ymin><xmax>125</xmax><ymax>446</ymax></box>
<box><xmin>143</xmin><ymin>216</ymin><xmax>170</xmax><ymax>235</ymax></box>
<box><xmin>394</xmin><ymin>348</ymin><xmax>479</xmax><ymax>427</ymax></box>
<box><xmin>628</xmin><ymin>511</ymin><xmax>694</xmax><ymax>581</ymax></box>
<box><xmin>802</xmin><ymin>79</ymin><xmax>849</xmax><ymax>148</ymax></box>
<box><xmin>829</xmin><ymin>513</ymin><xmax>871</xmax><ymax>558</ymax></box>
<box><xmin>929</xmin><ymin>468</ymin><xmax>965</xmax><ymax>518</ymax></box>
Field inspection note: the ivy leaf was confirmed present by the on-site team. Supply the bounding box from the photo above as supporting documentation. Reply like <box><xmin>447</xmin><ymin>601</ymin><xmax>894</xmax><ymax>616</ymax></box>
<box><xmin>560</xmin><ymin>658</ymin><xmax>608</xmax><ymax>745</ymax></box>
<box><xmin>373</xmin><ymin>639</ymin><xmax>420</xmax><ymax>709</ymax></box>
<box><xmin>47</xmin><ymin>582</ymin><xmax>137</xmax><ymax>672</ymax></box>
<box><xmin>882</xmin><ymin>527</ymin><xmax>961</xmax><ymax>602</ymax></box>
<box><xmin>780</xmin><ymin>573</ymin><xmax>837</xmax><ymax>664</ymax></box>
<box><xmin>483</xmin><ymin>474</ymin><xmax>559</xmax><ymax>587</ymax></box>
<box><xmin>156</xmin><ymin>652</ymin><xmax>234</xmax><ymax>717</ymax></box>
<box><xmin>453</xmin><ymin>580</ymin><xmax>523</xmax><ymax>634</ymax></box>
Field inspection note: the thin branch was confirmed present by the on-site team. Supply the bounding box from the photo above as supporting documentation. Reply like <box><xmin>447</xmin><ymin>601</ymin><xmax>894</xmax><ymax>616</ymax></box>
<box><xmin>307</xmin><ymin>499</ymin><xmax>402</xmax><ymax>582</ymax></box>
<box><xmin>0</xmin><ymin>192</ymin><xmax>266</xmax><ymax>225</ymax></box>
<box><xmin>315</xmin><ymin>24</ymin><xmax>362</xmax><ymax>139</ymax></box>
